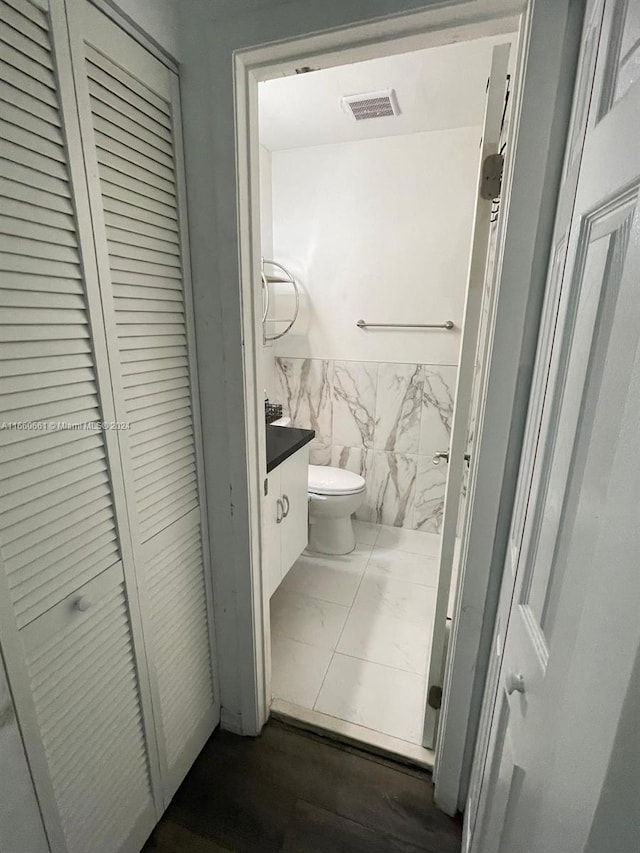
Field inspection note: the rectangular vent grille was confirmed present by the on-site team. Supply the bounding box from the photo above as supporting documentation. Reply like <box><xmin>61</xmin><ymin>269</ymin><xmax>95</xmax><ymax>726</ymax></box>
<box><xmin>341</xmin><ymin>89</ymin><xmax>400</xmax><ymax>121</ymax></box>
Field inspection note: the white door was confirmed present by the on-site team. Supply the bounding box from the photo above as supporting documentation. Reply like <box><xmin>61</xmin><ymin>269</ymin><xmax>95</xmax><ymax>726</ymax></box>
<box><xmin>278</xmin><ymin>446</ymin><xmax>309</xmax><ymax>579</ymax></box>
<box><xmin>65</xmin><ymin>0</ymin><xmax>218</xmax><ymax>802</ymax></box>
<box><xmin>0</xmin><ymin>0</ymin><xmax>217</xmax><ymax>847</ymax></box>
<box><xmin>469</xmin><ymin>0</ymin><xmax>640</xmax><ymax>849</ymax></box>
<box><xmin>0</xmin><ymin>1</ymin><xmax>162</xmax><ymax>849</ymax></box>
<box><xmin>423</xmin><ymin>43</ymin><xmax>510</xmax><ymax>748</ymax></box>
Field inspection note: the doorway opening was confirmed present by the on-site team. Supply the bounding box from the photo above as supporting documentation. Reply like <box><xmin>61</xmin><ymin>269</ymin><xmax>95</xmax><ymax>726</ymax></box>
<box><xmin>251</xmin><ymin>24</ymin><xmax>518</xmax><ymax>767</ymax></box>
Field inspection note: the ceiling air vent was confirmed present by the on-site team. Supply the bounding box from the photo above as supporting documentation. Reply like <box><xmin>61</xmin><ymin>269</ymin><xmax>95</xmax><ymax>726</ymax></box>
<box><xmin>341</xmin><ymin>89</ymin><xmax>400</xmax><ymax>121</ymax></box>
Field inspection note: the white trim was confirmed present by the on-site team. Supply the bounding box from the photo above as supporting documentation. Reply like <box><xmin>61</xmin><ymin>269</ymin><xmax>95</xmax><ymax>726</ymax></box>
<box><xmin>271</xmin><ymin>699</ymin><xmax>435</xmax><ymax>770</ymax></box>
<box><xmin>433</xmin><ymin>0</ymin><xmax>586</xmax><ymax>815</ymax></box>
<box><xmin>170</xmin><ymin>69</ymin><xmax>222</xmax><ymax>733</ymax></box>
<box><xmin>423</xmin><ymin>40</ymin><xmax>511</xmax><ymax>752</ymax></box>
<box><xmin>232</xmin><ymin>0</ymin><xmax>580</xmax><ymax>815</ymax></box>
<box><xmin>88</xmin><ymin>0</ymin><xmax>179</xmax><ymax>72</ymax></box>
<box><xmin>233</xmin><ymin>2</ymin><xmax>523</xmax><ymax>744</ymax></box>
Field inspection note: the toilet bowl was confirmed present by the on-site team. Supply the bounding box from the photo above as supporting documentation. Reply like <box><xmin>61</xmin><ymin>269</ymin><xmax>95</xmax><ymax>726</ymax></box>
<box><xmin>307</xmin><ymin>465</ymin><xmax>366</xmax><ymax>555</ymax></box>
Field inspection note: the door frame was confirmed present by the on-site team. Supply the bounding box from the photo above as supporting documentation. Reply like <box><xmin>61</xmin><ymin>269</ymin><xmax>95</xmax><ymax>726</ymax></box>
<box><xmin>232</xmin><ymin>0</ymin><xmax>579</xmax><ymax>813</ymax></box>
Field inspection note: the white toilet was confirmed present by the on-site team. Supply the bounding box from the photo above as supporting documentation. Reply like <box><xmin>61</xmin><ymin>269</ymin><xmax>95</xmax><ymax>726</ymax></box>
<box><xmin>307</xmin><ymin>465</ymin><xmax>366</xmax><ymax>555</ymax></box>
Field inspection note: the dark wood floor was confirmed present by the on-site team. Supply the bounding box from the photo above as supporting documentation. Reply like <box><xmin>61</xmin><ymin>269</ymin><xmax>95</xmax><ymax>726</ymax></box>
<box><xmin>144</xmin><ymin>720</ymin><xmax>462</xmax><ymax>852</ymax></box>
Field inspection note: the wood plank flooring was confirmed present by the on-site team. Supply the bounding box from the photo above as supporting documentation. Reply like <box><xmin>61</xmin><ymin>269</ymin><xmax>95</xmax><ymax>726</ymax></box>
<box><xmin>144</xmin><ymin>720</ymin><xmax>462</xmax><ymax>852</ymax></box>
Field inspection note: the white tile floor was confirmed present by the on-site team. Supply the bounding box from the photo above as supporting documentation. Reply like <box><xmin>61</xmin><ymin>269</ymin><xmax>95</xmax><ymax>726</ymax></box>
<box><xmin>270</xmin><ymin>521</ymin><xmax>440</xmax><ymax>751</ymax></box>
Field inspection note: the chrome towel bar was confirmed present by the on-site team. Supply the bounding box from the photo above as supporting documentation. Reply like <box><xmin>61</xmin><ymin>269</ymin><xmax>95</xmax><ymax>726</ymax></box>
<box><xmin>356</xmin><ymin>319</ymin><xmax>454</xmax><ymax>330</ymax></box>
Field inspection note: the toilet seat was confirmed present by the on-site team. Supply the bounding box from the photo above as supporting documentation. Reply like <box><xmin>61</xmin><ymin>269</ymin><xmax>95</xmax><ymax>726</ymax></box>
<box><xmin>308</xmin><ymin>465</ymin><xmax>365</xmax><ymax>496</ymax></box>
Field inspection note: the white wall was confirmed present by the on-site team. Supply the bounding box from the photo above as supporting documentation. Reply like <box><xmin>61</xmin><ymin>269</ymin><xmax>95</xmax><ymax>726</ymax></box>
<box><xmin>259</xmin><ymin>145</ymin><xmax>276</xmax><ymax>399</ymax></box>
<box><xmin>108</xmin><ymin>0</ymin><xmax>181</xmax><ymax>58</ymax></box>
<box><xmin>271</xmin><ymin>127</ymin><xmax>479</xmax><ymax>364</ymax></box>
<box><xmin>259</xmin><ymin>145</ymin><xmax>273</xmax><ymax>259</ymax></box>
<box><xmin>264</xmin><ymin>126</ymin><xmax>479</xmax><ymax>529</ymax></box>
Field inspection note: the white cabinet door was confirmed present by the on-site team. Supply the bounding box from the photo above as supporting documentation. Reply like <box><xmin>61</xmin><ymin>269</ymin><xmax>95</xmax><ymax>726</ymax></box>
<box><xmin>265</xmin><ymin>468</ymin><xmax>282</xmax><ymax>598</ymax></box>
<box><xmin>65</xmin><ymin>0</ymin><xmax>218</xmax><ymax>802</ymax></box>
<box><xmin>279</xmin><ymin>446</ymin><xmax>309</xmax><ymax>579</ymax></box>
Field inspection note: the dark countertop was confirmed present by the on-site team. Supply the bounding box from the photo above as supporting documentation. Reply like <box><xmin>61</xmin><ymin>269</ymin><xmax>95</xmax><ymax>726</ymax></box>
<box><xmin>266</xmin><ymin>424</ymin><xmax>315</xmax><ymax>473</ymax></box>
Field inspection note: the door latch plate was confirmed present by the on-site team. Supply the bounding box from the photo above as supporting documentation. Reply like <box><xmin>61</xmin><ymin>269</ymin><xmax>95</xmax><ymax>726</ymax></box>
<box><xmin>428</xmin><ymin>685</ymin><xmax>443</xmax><ymax>710</ymax></box>
<box><xmin>480</xmin><ymin>153</ymin><xmax>504</xmax><ymax>200</ymax></box>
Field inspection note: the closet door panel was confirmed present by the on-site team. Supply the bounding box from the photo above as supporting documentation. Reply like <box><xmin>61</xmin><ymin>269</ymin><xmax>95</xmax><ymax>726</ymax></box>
<box><xmin>0</xmin><ymin>1</ymin><xmax>161</xmax><ymax>849</ymax></box>
<box><xmin>20</xmin><ymin>566</ymin><xmax>153</xmax><ymax>853</ymax></box>
<box><xmin>67</xmin><ymin>0</ymin><xmax>217</xmax><ymax>800</ymax></box>
<box><xmin>0</xmin><ymin>0</ymin><xmax>118</xmax><ymax>626</ymax></box>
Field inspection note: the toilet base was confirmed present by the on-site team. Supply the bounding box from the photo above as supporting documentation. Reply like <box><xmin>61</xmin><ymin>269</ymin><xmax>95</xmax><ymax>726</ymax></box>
<box><xmin>307</xmin><ymin>515</ymin><xmax>356</xmax><ymax>555</ymax></box>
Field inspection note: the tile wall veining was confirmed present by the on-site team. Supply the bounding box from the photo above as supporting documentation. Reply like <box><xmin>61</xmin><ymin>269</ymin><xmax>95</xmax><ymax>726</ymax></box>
<box><xmin>274</xmin><ymin>357</ymin><xmax>456</xmax><ymax>532</ymax></box>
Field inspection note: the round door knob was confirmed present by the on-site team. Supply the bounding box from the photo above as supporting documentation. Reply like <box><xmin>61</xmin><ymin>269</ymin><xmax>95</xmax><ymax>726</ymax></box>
<box><xmin>505</xmin><ymin>671</ymin><xmax>525</xmax><ymax>695</ymax></box>
<box><xmin>75</xmin><ymin>595</ymin><xmax>92</xmax><ymax>612</ymax></box>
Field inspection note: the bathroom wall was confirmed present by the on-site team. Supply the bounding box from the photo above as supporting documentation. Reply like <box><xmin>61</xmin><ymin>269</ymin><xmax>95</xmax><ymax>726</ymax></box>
<box><xmin>270</xmin><ymin>127</ymin><xmax>480</xmax><ymax>365</ymax></box>
<box><xmin>275</xmin><ymin>356</ymin><xmax>455</xmax><ymax>532</ymax></box>
<box><xmin>259</xmin><ymin>145</ymin><xmax>277</xmax><ymax>399</ymax></box>
<box><xmin>268</xmin><ymin>127</ymin><xmax>479</xmax><ymax>529</ymax></box>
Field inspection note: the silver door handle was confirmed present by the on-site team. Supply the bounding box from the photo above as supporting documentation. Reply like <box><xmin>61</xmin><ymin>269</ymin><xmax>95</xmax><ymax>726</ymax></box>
<box><xmin>505</xmin><ymin>671</ymin><xmax>525</xmax><ymax>695</ymax></box>
<box><xmin>282</xmin><ymin>494</ymin><xmax>290</xmax><ymax>518</ymax></box>
<box><xmin>433</xmin><ymin>450</ymin><xmax>450</xmax><ymax>465</ymax></box>
<box><xmin>276</xmin><ymin>498</ymin><xmax>283</xmax><ymax>524</ymax></box>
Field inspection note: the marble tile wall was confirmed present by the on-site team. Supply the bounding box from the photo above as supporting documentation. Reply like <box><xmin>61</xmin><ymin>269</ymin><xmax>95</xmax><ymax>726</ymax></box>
<box><xmin>274</xmin><ymin>357</ymin><xmax>457</xmax><ymax>532</ymax></box>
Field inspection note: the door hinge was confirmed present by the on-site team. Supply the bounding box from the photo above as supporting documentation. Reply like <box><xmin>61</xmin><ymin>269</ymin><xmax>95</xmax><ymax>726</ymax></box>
<box><xmin>480</xmin><ymin>153</ymin><xmax>504</xmax><ymax>200</ymax></box>
<box><xmin>428</xmin><ymin>685</ymin><xmax>443</xmax><ymax>710</ymax></box>
<box><xmin>264</xmin><ymin>477</ymin><xmax>268</xmax><ymax>496</ymax></box>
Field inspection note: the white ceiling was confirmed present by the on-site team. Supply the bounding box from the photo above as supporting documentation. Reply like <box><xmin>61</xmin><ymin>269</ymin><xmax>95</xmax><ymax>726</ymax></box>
<box><xmin>259</xmin><ymin>33</ymin><xmax>516</xmax><ymax>151</ymax></box>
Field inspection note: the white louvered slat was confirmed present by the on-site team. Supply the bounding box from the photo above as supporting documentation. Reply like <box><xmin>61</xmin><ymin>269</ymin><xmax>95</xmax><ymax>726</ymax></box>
<box><xmin>1</xmin><ymin>138</ymin><xmax>67</xmax><ymax>178</ymax></box>
<box><xmin>97</xmin><ymin>140</ymin><xmax>175</xmax><ymax>186</ymax></box>
<box><xmin>88</xmin><ymin>76</ymin><xmax>171</xmax><ymax>133</ymax></box>
<box><xmin>2</xmin><ymin>103</ymin><xmax>64</xmax><ymax>149</ymax></box>
<box><xmin>0</xmin><ymin>176</ymin><xmax>72</xmax><ymax>213</ymax></box>
<box><xmin>2</xmin><ymin>0</ymin><xmax>48</xmax><ymax>30</ymax></box>
<box><xmin>24</xmin><ymin>572</ymin><xmax>154</xmax><ymax>853</ymax></box>
<box><xmin>104</xmin><ymin>211</ymin><xmax>179</xmax><ymax>245</ymax></box>
<box><xmin>111</xmin><ymin>271</ymin><xmax>183</xmax><ymax>291</ymax></box>
<box><xmin>1</xmin><ymin>1</ymin><xmax>49</xmax><ymax>48</ymax></box>
<box><xmin>98</xmin><ymin>163</ymin><xmax>176</xmax><ymax>207</ymax></box>
<box><xmin>92</xmin><ymin>114</ymin><xmax>174</xmax><ymax>171</ymax></box>
<box><xmin>97</xmin><ymin>148</ymin><xmax>175</xmax><ymax>195</ymax></box>
<box><xmin>0</xmin><ymin>19</ymin><xmax>53</xmax><ymax>70</ymax></box>
<box><xmin>1</xmin><ymin>59</ymin><xmax>56</xmax><ymax>103</ymax></box>
<box><xmin>0</xmin><ymin>80</ymin><xmax>60</xmax><ymax>124</ymax></box>
<box><xmin>0</xmin><ymin>217</ymin><xmax>77</xmax><ymax>247</ymax></box>
<box><xmin>90</xmin><ymin>98</ymin><xmax>172</xmax><ymax>155</ymax></box>
<box><xmin>0</xmin><ymin>37</ymin><xmax>53</xmax><ymax>86</ymax></box>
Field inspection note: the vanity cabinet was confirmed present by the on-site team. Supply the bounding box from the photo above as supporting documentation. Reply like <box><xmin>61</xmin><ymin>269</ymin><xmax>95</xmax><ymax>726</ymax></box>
<box><xmin>265</xmin><ymin>446</ymin><xmax>309</xmax><ymax>597</ymax></box>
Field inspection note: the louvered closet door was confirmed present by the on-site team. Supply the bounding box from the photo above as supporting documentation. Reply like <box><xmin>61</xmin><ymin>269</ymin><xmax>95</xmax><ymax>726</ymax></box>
<box><xmin>0</xmin><ymin>0</ymin><xmax>161</xmax><ymax>851</ymax></box>
<box><xmin>67</xmin><ymin>0</ymin><xmax>217</xmax><ymax>800</ymax></box>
